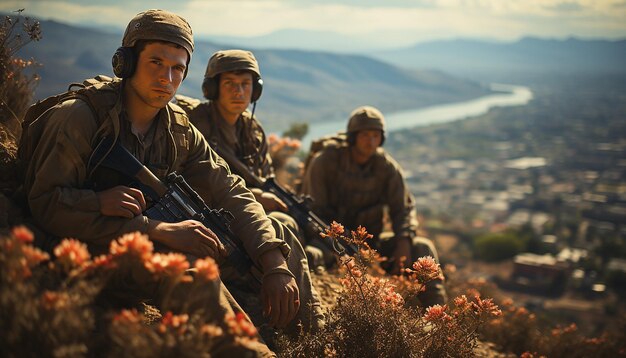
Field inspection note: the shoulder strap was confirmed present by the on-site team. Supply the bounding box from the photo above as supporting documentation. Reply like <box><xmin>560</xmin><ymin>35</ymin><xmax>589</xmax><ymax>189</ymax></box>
<box><xmin>303</xmin><ymin>132</ymin><xmax>348</xmax><ymax>174</ymax></box>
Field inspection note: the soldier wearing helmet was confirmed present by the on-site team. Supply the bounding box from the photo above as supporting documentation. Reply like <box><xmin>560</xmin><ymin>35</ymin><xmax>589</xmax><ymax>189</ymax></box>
<box><xmin>22</xmin><ymin>10</ymin><xmax>293</xmax><ymax>355</ymax></box>
<box><xmin>301</xmin><ymin>105</ymin><xmax>448</xmax><ymax>307</ymax></box>
<box><xmin>177</xmin><ymin>49</ymin><xmax>325</xmax><ymax>339</ymax></box>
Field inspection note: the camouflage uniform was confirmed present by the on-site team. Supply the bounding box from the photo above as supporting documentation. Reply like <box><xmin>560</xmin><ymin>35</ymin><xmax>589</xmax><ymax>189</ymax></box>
<box><xmin>301</xmin><ymin>106</ymin><xmax>448</xmax><ymax>307</ymax></box>
<box><xmin>182</xmin><ymin>50</ymin><xmax>324</xmax><ymax>335</ymax></box>
<box><xmin>23</xmin><ymin>10</ymin><xmax>278</xmax><ymax>357</ymax></box>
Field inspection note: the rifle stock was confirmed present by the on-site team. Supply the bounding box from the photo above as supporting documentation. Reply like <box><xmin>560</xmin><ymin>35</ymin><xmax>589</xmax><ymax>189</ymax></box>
<box><xmin>213</xmin><ymin>146</ymin><xmax>358</xmax><ymax>257</ymax></box>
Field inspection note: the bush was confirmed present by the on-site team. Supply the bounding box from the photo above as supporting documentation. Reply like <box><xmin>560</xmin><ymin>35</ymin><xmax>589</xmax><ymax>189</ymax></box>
<box><xmin>0</xmin><ymin>9</ymin><xmax>41</xmax><ymax>202</ymax></box>
<box><xmin>473</xmin><ymin>231</ymin><xmax>525</xmax><ymax>262</ymax></box>
<box><xmin>276</xmin><ymin>222</ymin><xmax>502</xmax><ymax>357</ymax></box>
<box><xmin>0</xmin><ymin>227</ymin><xmax>261</xmax><ymax>357</ymax></box>
<box><xmin>0</xmin><ymin>9</ymin><xmax>41</xmax><ymax>135</ymax></box>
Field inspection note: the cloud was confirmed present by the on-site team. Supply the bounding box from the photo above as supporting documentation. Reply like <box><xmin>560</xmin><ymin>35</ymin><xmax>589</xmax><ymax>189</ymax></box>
<box><xmin>544</xmin><ymin>1</ymin><xmax>585</xmax><ymax>12</ymax></box>
<box><xmin>1</xmin><ymin>0</ymin><xmax>624</xmax><ymax>46</ymax></box>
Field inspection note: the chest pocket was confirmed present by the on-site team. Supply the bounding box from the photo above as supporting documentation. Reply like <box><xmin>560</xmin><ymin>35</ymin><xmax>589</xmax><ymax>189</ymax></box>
<box><xmin>339</xmin><ymin>171</ymin><xmax>382</xmax><ymax>210</ymax></box>
<box><xmin>170</xmin><ymin>128</ymin><xmax>190</xmax><ymax>173</ymax></box>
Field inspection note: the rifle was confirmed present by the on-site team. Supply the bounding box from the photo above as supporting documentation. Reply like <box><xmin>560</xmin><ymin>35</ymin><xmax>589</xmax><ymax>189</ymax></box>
<box><xmin>90</xmin><ymin>137</ymin><xmax>262</xmax><ymax>284</ymax></box>
<box><xmin>212</xmin><ymin>146</ymin><xmax>358</xmax><ymax>257</ymax></box>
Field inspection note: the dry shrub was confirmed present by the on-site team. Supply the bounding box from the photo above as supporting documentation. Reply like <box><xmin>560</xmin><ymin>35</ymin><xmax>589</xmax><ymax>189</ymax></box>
<box><xmin>0</xmin><ymin>9</ymin><xmax>41</xmax><ymax>133</ymax></box>
<box><xmin>1</xmin><ymin>9</ymin><xmax>41</xmax><ymax>208</ymax></box>
<box><xmin>0</xmin><ymin>227</ymin><xmax>258</xmax><ymax>357</ymax></box>
<box><xmin>276</xmin><ymin>222</ymin><xmax>502</xmax><ymax>357</ymax></box>
<box><xmin>445</xmin><ymin>262</ymin><xmax>626</xmax><ymax>357</ymax></box>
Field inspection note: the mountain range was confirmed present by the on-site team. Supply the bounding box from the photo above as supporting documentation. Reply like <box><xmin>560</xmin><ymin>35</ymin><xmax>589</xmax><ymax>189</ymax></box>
<box><xmin>373</xmin><ymin>37</ymin><xmax>626</xmax><ymax>85</ymax></box>
<box><xmin>12</xmin><ymin>15</ymin><xmax>626</xmax><ymax>133</ymax></box>
<box><xmin>14</xmin><ymin>17</ymin><xmax>490</xmax><ymax>133</ymax></box>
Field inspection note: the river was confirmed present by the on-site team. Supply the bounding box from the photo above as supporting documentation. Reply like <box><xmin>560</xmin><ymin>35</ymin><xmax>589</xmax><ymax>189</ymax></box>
<box><xmin>301</xmin><ymin>84</ymin><xmax>533</xmax><ymax>147</ymax></box>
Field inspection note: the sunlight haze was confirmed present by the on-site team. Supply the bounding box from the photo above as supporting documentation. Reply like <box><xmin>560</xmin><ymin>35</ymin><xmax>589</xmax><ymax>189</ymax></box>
<box><xmin>2</xmin><ymin>0</ymin><xmax>625</xmax><ymax>49</ymax></box>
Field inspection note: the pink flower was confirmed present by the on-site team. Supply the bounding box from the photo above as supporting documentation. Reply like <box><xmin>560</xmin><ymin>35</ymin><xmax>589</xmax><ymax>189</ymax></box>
<box><xmin>453</xmin><ymin>295</ymin><xmax>470</xmax><ymax>315</ymax></box>
<box><xmin>109</xmin><ymin>232</ymin><xmax>154</xmax><ymax>261</ymax></box>
<box><xmin>200</xmin><ymin>324</ymin><xmax>224</xmax><ymax>338</ymax></box>
<box><xmin>12</xmin><ymin>226</ymin><xmax>34</xmax><ymax>244</ymax></box>
<box><xmin>159</xmin><ymin>311</ymin><xmax>189</xmax><ymax>334</ymax></box>
<box><xmin>19</xmin><ymin>245</ymin><xmax>50</xmax><ymax>278</ymax></box>
<box><xmin>194</xmin><ymin>257</ymin><xmax>219</xmax><ymax>281</ymax></box>
<box><xmin>146</xmin><ymin>253</ymin><xmax>189</xmax><ymax>277</ymax></box>
<box><xmin>226</xmin><ymin>312</ymin><xmax>258</xmax><ymax>338</ymax></box>
<box><xmin>54</xmin><ymin>238</ymin><xmax>91</xmax><ymax>270</ymax></box>
<box><xmin>322</xmin><ymin>221</ymin><xmax>345</xmax><ymax>239</ymax></box>
<box><xmin>424</xmin><ymin>304</ymin><xmax>451</xmax><ymax>323</ymax></box>
<box><xmin>112</xmin><ymin>309</ymin><xmax>142</xmax><ymax>325</ymax></box>
<box><xmin>472</xmin><ymin>296</ymin><xmax>502</xmax><ymax>317</ymax></box>
<box><xmin>409</xmin><ymin>256</ymin><xmax>442</xmax><ymax>284</ymax></box>
<box><xmin>382</xmin><ymin>286</ymin><xmax>404</xmax><ymax>307</ymax></box>
<box><xmin>41</xmin><ymin>290</ymin><xmax>69</xmax><ymax>310</ymax></box>
<box><xmin>350</xmin><ymin>226</ymin><xmax>373</xmax><ymax>245</ymax></box>
<box><xmin>92</xmin><ymin>254</ymin><xmax>116</xmax><ymax>270</ymax></box>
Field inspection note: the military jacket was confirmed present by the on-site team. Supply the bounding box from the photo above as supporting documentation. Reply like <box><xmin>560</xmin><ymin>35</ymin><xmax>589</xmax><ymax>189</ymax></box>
<box><xmin>25</xmin><ymin>83</ymin><xmax>287</xmax><ymax>262</ymax></box>
<box><xmin>301</xmin><ymin>143</ymin><xmax>418</xmax><ymax>240</ymax></box>
<box><xmin>186</xmin><ymin>101</ymin><xmax>273</xmax><ymax>185</ymax></box>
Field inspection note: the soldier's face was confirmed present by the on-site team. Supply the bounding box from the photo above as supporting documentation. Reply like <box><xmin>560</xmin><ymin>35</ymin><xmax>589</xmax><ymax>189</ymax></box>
<box><xmin>127</xmin><ymin>42</ymin><xmax>187</xmax><ymax>111</ymax></box>
<box><xmin>354</xmin><ymin>129</ymin><xmax>382</xmax><ymax>159</ymax></box>
<box><xmin>216</xmin><ymin>71</ymin><xmax>253</xmax><ymax>121</ymax></box>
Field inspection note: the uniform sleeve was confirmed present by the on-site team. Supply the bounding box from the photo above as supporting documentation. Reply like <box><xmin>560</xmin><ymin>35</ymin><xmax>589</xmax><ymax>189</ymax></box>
<box><xmin>180</xmin><ymin>124</ymin><xmax>289</xmax><ymax>264</ymax></box>
<box><xmin>384</xmin><ymin>156</ymin><xmax>418</xmax><ymax>240</ymax></box>
<box><xmin>255</xmin><ymin>122</ymin><xmax>274</xmax><ymax>179</ymax></box>
<box><xmin>300</xmin><ymin>150</ymin><xmax>336</xmax><ymax>222</ymax></box>
<box><xmin>26</xmin><ymin>100</ymin><xmax>148</xmax><ymax>249</ymax></box>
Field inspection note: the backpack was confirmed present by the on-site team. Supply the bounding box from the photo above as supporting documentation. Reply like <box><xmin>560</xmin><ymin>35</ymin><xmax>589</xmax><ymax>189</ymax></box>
<box><xmin>13</xmin><ymin>75</ymin><xmax>121</xmax><ymax>214</ymax></box>
<box><xmin>302</xmin><ymin>131</ymin><xmax>348</xmax><ymax>175</ymax></box>
<box><xmin>15</xmin><ymin>75</ymin><xmax>119</xmax><ymax>185</ymax></box>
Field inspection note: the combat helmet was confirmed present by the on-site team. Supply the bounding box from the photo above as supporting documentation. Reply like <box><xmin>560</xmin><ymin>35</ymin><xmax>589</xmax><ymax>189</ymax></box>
<box><xmin>112</xmin><ymin>9</ymin><xmax>194</xmax><ymax>78</ymax></box>
<box><xmin>347</xmin><ymin>105</ymin><xmax>386</xmax><ymax>145</ymax></box>
<box><xmin>202</xmin><ymin>49</ymin><xmax>263</xmax><ymax>101</ymax></box>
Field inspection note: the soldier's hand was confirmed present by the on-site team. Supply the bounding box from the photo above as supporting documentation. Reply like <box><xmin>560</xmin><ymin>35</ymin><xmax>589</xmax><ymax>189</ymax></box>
<box><xmin>261</xmin><ymin>268</ymin><xmax>300</xmax><ymax>328</ymax></box>
<box><xmin>148</xmin><ymin>219</ymin><xmax>227</xmax><ymax>259</ymax></box>
<box><xmin>392</xmin><ymin>237</ymin><xmax>412</xmax><ymax>274</ymax></box>
<box><xmin>96</xmin><ymin>185</ymin><xmax>146</xmax><ymax>218</ymax></box>
<box><xmin>257</xmin><ymin>192</ymin><xmax>288</xmax><ymax>213</ymax></box>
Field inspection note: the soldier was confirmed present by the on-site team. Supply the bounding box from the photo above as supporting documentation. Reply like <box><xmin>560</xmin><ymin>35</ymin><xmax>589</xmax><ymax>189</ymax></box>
<box><xmin>176</xmin><ymin>50</ymin><xmax>322</xmax><ymax>266</ymax></box>
<box><xmin>21</xmin><ymin>9</ymin><xmax>306</xmax><ymax>356</ymax></box>
<box><xmin>301</xmin><ymin>105</ymin><xmax>448</xmax><ymax>307</ymax></box>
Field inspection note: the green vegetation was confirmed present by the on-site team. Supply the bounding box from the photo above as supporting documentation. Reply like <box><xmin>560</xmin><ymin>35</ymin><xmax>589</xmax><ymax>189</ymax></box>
<box><xmin>473</xmin><ymin>232</ymin><xmax>526</xmax><ymax>262</ymax></box>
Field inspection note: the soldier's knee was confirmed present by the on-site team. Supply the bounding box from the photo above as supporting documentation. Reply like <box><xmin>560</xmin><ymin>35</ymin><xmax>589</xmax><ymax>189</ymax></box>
<box><xmin>412</xmin><ymin>236</ymin><xmax>441</xmax><ymax>262</ymax></box>
<box><xmin>268</xmin><ymin>211</ymin><xmax>300</xmax><ymax>234</ymax></box>
<box><xmin>304</xmin><ymin>245</ymin><xmax>325</xmax><ymax>270</ymax></box>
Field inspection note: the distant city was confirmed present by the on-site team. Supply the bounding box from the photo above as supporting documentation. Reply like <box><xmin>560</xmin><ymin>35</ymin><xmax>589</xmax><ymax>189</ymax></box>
<box><xmin>386</xmin><ymin>78</ymin><xmax>626</xmax><ymax>332</ymax></box>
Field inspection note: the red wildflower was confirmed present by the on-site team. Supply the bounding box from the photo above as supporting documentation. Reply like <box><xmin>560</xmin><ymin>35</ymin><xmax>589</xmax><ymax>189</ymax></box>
<box><xmin>112</xmin><ymin>308</ymin><xmax>142</xmax><ymax>325</ymax></box>
<box><xmin>146</xmin><ymin>253</ymin><xmax>189</xmax><ymax>278</ymax></box>
<box><xmin>54</xmin><ymin>238</ymin><xmax>91</xmax><ymax>270</ymax></box>
<box><xmin>200</xmin><ymin>324</ymin><xmax>224</xmax><ymax>338</ymax></box>
<box><xmin>19</xmin><ymin>245</ymin><xmax>50</xmax><ymax>278</ymax></box>
<box><xmin>225</xmin><ymin>312</ymin><xmax>258</xmax><ymax>338</ymax></box>
<box><xmin>407</xmin><ymin>256</ymin><xmax>442</xmax><ymax>284</ymax></box>
<box><xmin>109</xmin><ymin>232</ymin><xmax>154</xmax><ymax>261</ymax></box>
<box><xmin>159</xmin><ymin>311</ymin><xmax>189</xmax><ymax>334</ymax></box>
<box><xmin>350</xmin><ymin>226</ymin><xmax>373</xmax><ymax>245</ymax></box>
<box><xmin>321</xmin><ymin>221</ymin><xmax>345</xmax><ymax>239</ymax></box>
<box><xmin>424</xmin><ymin>304</ymin><xmax>451</xmax><ymax>323</ymax></box>
<box><xmin>453</xmin><ymin>295</ymin><xmax>470</xmax><ymax>312</ymax></box>
<box><xmin>382</xmin><ymin>285</ymin><xmax>404</xmax><ymax>308</ymax></box>
<box><xmin>92</xmin><ymin>254</ymin><xmax>117</xmax><ymax>270</ymax></box>
<box><xmin>469</xmin><ymin>296</ymin><xmax>502</xmax><ymax>318</ymax></box>
<box><xmin>12</xmin><ymin>225</ymin><xmax>34</xmax><ymax>244</ymax></box>
<box><xmin>194</xmin><ymin>257</ymin><xmax>220</xmax><ymax>281</ymax></box>
<box><xmin>41</xmin><ymin>290</ymin><xmax>69</xmax><ymax>310</ymax></box>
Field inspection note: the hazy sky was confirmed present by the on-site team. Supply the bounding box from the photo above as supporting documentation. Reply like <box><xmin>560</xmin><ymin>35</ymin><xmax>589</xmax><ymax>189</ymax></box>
<box><xmin>3</xmin><ymin>0</ymin><xmax>626</xmax><ymax>46</ymax></box>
